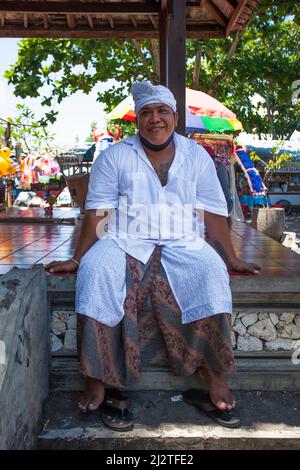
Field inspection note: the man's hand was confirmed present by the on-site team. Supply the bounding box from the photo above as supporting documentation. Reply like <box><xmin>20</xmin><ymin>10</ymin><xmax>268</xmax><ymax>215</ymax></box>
<box><xmin>45</xmin><ymin>259</ymin><xmax>79</xmax><ymax>273</ymax></box>
<box><xmin>229</xmin><ymin>259</ymin><xmax>261</xmax><ymax>275</ymax></box>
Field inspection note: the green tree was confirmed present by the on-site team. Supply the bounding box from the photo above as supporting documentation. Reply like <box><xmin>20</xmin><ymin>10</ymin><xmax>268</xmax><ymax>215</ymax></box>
<box><xmin>2</xmin><ymin>104</ymin><xmax>55</xmax><ymax>153</ymax></box>
<box><xmin>250</xmin><ymin>145</ymin><xmax>293</xmax><ymax>207</ymax></box>
<box><xmin>4</xmin><ymin>0</ymin><xmax>300</xmax><ymax>138</ymax></box>
<box><xmin>86</xmin><ymin>120</ymin><xmax>98</xmax><ymax>143</ymax></box>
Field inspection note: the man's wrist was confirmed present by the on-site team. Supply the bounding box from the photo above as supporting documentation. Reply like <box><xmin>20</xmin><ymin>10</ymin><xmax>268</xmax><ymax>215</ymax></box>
<box><xmin>71</xmin><ymin>257</ymin><xmax>80</xmax><ymax>267</ymax></box>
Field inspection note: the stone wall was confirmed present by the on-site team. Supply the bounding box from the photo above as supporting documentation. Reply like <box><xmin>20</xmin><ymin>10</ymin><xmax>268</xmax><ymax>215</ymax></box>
<box><xmin>0</xmin><ymin>266</ymin><xmax>49</xmax><ymax>450</ymax></box>
<box><xmin>232</xmin><ymin>312</ymin><xmax>300</xmax><ymax>352</ymax></box>
<box><xmin>51</xmin><ymin>309</ymin><xmax>300</xmax><ymax>353</ymax></box>
<box><xmin>51</xmin><ymin>310</ymin><xmax>77</xmax><ymax>352</ymax></box>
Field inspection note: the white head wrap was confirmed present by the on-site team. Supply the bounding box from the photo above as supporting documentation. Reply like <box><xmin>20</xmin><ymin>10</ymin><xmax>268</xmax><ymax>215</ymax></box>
<box><xmin>131</xmin><ymin>81</ymin><xmax>177</xmax><ymax>116</ymax></box>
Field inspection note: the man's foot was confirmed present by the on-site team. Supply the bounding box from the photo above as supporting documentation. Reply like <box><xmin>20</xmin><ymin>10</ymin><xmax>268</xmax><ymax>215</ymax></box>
<box><xmin>78</xmin><ymin>377</ymin><xmax>105</xmax><ymax>412</ymax></box>
<box><xmin>199</xmin><ymin>368</ymin><xmax>235</xmax><ymax>411</ymax></box>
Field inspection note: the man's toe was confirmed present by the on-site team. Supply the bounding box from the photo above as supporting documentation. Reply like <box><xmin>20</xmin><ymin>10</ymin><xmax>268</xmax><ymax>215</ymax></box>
<box><xmin>216</xmin><ymin>400</ymin><xmax>227</xmax><ymax>410</ymax></box>
<box><xmin>88</xmin><ymin>402</ymin><xmax>98</xmax><ymax>411</ymax></box>
<box><xmin>79</xmin><ymin>401</ymin><xmax>88</xmax><ymax>412</ymax></box>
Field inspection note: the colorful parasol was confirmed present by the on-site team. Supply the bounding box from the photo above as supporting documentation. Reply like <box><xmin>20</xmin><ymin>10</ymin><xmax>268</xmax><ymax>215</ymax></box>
<box><xmin>107</xmin><ymin>88</ymin><xmax>242</xmax><ymax>133</ymax></box>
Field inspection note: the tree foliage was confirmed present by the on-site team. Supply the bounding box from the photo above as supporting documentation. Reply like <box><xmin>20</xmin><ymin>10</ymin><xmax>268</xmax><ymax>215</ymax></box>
<box><xmin>0</xmin><ymin>104</ymin><xmax>55</xmax><ymax>153</ymax></box>
<box><xmin>4</xmin><ymin>0</ymin><xmax>300</xmax><ymax>139</ymax></box>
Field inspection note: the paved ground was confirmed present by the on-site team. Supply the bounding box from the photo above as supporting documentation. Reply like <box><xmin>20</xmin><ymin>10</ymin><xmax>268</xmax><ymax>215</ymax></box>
<box><xmin>38</xmin><ymin>390</ymin><xmax>300</xmax><ymax>450</ymax></box>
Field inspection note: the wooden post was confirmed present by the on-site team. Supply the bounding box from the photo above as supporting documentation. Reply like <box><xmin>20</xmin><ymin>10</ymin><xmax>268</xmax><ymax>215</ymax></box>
<box><xmin>159</xmin><ymin>0</ymin><xmax>168</xmax><ymax>86</ymax></box>
<box><xmin>167</xmin><ymin>0</ymin><xmax>186</xmax><ymax>135</ymax></box>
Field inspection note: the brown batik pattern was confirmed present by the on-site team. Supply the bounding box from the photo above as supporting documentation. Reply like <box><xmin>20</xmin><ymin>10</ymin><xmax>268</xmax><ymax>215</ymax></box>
<box><xmin>77</xmin><ymin>246</ymin><xmax>235</xmax><ymax>389</ymax></box>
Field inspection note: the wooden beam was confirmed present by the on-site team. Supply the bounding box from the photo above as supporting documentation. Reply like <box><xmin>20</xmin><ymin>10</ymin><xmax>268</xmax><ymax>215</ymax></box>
<box><xmin>159</xmin><ymin>0</ymin><xmax>169</xmax><ymax>86</ymax></box>
<box><xmin>0</xmin><ymin>24</ymin><xmax>161</xmax><ymax>39</ymax></box>
<box><xmin>23</xmin><ymin>13</ymin><xmax>28</xmax><ymax>29</ymax></box>
<box><xmin>187</xmin><ymin>25</ymin><xmax>225</xmax><ymax>38</ymax></box>
<box><xmin>203</xmin><ymin>0</ymin><xmax>228</xmax><ymax>28</ymax></box>
<box><xmin>86</xmin><ymin>15</ymin><xmax>94</xmax><ymax>30</ymax></box>
<box><xmin>167</xmin><ymin>0</ymin><xmax>187</xmax><ymax>135</ymax></box>
<box><xmin>149</xmin><ymin>15</ymin><xmax>158</xmax><ymax>29</ymax></box>
<box><xmin>0</xmin><ymin>12</ymin><xmax>5</xmax><ymax>28</ymax></box>
<box><xmin>66</xmin><ymin>14</ymin><xmax>75</xmax><ymax>29</ymax></box>
<box><xmin>43</xmin><ymin>14</ymin><xmax>49</xmax><ymax>29</ymax></box>
<box><xmin>107</xmin><ymin>16</ymin><xmax>114</xmax><ymax>29</ymax></box>
<box><xmin>130</xmin><ymin>16</ymin><xmax>138</xmax><ymax>28</ymax></box>
<box><xmin>222</xmin><ymin>0</ymin><xmax>238</xmax><ymax>8</ymax></box>
<box><xmin>0</xmin><ymin>2</ymin><xmax>159</xmax><ymax>15</ymax></box>
<box><xmin>226</xmin><ymin>0</ymin><xmax>248</xmax><ymax>36</ymax></box>
<box><xmin>186</xmin><ymin>1</ymin><xmax>203</xmax><ymax>6</ymax></box>
<box><xmin>0</xmin><ymin>24</ymin><xmax>225</xmax><ymax>40</ymax></box>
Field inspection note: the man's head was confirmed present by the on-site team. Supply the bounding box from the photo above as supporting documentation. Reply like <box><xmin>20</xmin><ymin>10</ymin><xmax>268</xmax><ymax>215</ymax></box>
<box><xmin>131</xmin><ymin>81</ymin><xmax>178</xmax><ymax>146</ymax></box>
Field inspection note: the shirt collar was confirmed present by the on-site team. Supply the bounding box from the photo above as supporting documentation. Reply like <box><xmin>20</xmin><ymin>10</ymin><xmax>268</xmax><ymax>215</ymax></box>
<box><xmin>123</xmin><ymin>133</ymin><xmax>190</xmax><ymax>177</ymax></box>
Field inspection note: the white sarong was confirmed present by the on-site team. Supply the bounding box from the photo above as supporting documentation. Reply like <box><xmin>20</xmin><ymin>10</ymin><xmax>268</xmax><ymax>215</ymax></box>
<box><xmin>76</xmin><ymin>238</ymin><xmax>232</xmax><ymax>327</ymax></box>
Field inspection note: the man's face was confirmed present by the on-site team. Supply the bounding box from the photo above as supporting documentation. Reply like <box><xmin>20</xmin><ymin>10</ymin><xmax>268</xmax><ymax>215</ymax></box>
<box><xmin>137</xmin><ymin>103</ymin><xmax>178</xmax><ymax>144</ymax></box>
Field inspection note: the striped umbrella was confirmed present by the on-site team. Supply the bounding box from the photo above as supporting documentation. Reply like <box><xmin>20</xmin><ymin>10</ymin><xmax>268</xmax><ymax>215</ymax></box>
<box><xmin>107</xmin><ymin>88</ymin><xmax>242</xmax><ymax>133</ymax></box>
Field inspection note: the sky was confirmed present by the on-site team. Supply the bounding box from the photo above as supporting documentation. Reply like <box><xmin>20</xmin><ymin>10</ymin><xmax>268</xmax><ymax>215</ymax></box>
<box><xmin>0</xmin><ymin>38</ymin><xmax>117</xmax><ymax>146</ymax></box>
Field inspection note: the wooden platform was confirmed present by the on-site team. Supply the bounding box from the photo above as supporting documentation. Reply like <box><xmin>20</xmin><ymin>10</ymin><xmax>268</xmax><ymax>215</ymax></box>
<box><xmin>0</xmin><ymin>216</ymin><xmax>299</xmax><ymax>277</ymax></box>
<box><xmin>0</xmin><ymin>212</ymin><xmax>81</xmax><ymax>275</ymax></box>
<box><xmin>0</xmin><ymin>207</ymin><xmax>79</xmax><ymax>224</ymax></box>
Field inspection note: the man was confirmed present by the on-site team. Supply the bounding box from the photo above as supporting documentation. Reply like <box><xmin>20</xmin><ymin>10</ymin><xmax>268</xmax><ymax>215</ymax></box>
<box><xmin>47</xmin><ymin>82</ymin><xmax>260</xmax><ymax>429</ymax></box>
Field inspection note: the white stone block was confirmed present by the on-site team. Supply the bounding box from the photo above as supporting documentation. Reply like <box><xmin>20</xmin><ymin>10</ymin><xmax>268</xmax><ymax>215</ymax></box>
<box><xmin>269</xmin><ymin>313</ymin><xmax>279</xmax><ymax>326</ymax></box>
<box><xmin>280</xmin><ymin>313</ymin><xmax>295</xmax><ymax>323</ymax></box>
<box><xmin>292</xmin><ymin>340</ymin><xmax>300</xmax><ymax>350</ymax></box>
<box><xmin>64</xmin><ymin>330</ymin><xmax>77</xmax><ymax>350</ymax></box>
<box><xmin>233</xmin><ymin>319</ymin><xmax>246</xmax><ymax>336</ymax></box>
<box><xmin>265</xmin><ymin>339</ymin><xmax>294</xmax><ymax>351</ymax></box>
<box><xmin>237</xmin><ymin>312</ymin><xmax>251</xmax><ymax>319</ymax></box>
<box><xmin>248</xmin><ymin>319</ymin><xmax>277</xmax><ymax>341</ymax></box>
<box><xmin>67</xmin><ymin>314</ymin><xmax>77</xmax><ymax>330</ymax></box>
<box><xmin>237</xmin><ymin>336</ymin><xmax>263</xmax><ymax>351</ymax></box>
<box><xmin>51</xmin><ymin>316</ymin><xmax>66</xmax><ymax>336</ymax></box>
<box><xmin>295</xmin><ymin>315</ymin><xmax>300</xmax><ymax>327</ymax></box>
<box><xmin>241</xmin><ymin>313</ymin><xmax>258</xmax><ymax>328</ymax></box>
<box><xmin>258</xmin><ymin>312</ymin><xmax>269</xmax><ymax>320</ymax></box>
<box><xmin>277</xmin><ymin>322</ymin><xmax>300</xmax><ymax>340</ymax></box>
<box><xmin>51</xmin><ymin>333</ymin><xmax>63</xmax><ymax>352</ymax></box>
<box><xmin>231</xmin><ymin>331</ymin><xmax>236</xmax><ymax>348</ymax></box>
<box><xmin>52</xmin><ymin>310</ymin><xmax>70</xmax><ymax>322</ymax></box>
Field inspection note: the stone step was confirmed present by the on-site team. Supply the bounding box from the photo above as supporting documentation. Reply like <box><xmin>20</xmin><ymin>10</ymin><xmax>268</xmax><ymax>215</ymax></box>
<box><xmin>37</xmin><ymin>390</ymin><xmax>300</xmax><ymax>450</ymax></box>
<box><xmin>51</xmin><ymin>355</ymin><xmax>300</xmax><ymax>392</ymax></box>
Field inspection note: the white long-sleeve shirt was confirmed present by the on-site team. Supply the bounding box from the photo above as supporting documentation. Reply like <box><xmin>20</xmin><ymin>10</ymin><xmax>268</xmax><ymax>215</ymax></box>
<box><xmin>77</xmin><ymin>133</ymin><xmax>232</xmax><ymax>326</ymax></box>
<box><xmin>85</xmin><ymin>132</ymin><xmax>228</xmax><ymax>263</ymax></box>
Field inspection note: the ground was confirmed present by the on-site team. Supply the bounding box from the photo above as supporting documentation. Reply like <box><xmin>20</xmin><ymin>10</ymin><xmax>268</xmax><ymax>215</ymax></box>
<box><xmin>38</xmin><ymin>390</ymin><xmax>300</xmax><ymax>450</ymax></box>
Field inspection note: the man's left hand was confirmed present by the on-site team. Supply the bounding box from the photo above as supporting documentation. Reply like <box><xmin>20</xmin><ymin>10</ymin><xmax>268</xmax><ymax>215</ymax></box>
<box><xmin>230</xmin><ymin>259</ymin><xmax>261</xmax><ymax>275</ymax></box>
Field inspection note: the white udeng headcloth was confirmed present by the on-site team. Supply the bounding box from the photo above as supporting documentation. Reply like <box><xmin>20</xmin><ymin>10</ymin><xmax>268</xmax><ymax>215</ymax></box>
<box><xmin>131</xmin><ymin>81</ymin><xmax>177</xmax><ymax>116</ymax></box>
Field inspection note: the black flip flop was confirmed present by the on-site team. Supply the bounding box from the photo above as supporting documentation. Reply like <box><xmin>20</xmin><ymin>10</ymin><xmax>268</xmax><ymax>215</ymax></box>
<box><xmin>100</xmin><ymin>389</ymin><xmax>134</xmax><ymax>432</ymax></box>
<box><xmin>183</xmin><ymin>389</ymin><xmax>240</xmax><ymax>429</ymax></box>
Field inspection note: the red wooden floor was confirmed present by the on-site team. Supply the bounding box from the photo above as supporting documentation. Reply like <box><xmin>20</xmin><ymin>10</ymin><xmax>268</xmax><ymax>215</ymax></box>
<box><xmin>0</xmin><ymin>209</ymin><xmax>299</xmax><ymax>276</ymax></box>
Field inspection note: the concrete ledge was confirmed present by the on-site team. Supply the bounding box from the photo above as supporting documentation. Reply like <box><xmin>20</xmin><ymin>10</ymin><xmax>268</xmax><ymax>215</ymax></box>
<box><xmin>0</xmin><ymin>266</ymin><xmax>50</xmax><ymax>449</ymax></box>
<box><xmin>37</xmin><ymin>391</ymin><xmax>300</xmax><ymax>450</ymax></box>
<box><xmin>47</xmin><ymin>274</ymin><xmax>300</xmax><ymax>311</ymax></box>
<box><xmin>51</xmin><ymin>357</ymin><xmax>300</xmax><ymax>392</ymax></box>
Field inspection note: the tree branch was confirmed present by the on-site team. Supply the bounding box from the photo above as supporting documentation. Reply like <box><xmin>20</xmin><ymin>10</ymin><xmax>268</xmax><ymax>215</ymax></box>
<box><xmin>206</xmin><ymin>30</ymin><xmax>241</xmax><ymax>96</ymax></box>
<box><xmin>192</xmin><ymin>46</ymin><xmax>202</xmax><ymax>90</ymax></box>
<box><xmin>131</xmin><ymin>39</ymin><xmax>158</xmax><ymax>83</ymax></box>
<box><xmin>149</xmin><ymin>39</ymin><xmax>160</xmax><ymax>83</ymax></box>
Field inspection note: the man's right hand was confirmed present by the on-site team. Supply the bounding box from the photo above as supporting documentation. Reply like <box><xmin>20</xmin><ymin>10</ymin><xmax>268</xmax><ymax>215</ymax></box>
<box><xmin>45</xmin><ymin>259</ymin><xmax>79</xmax><ymax>273</ymax></box>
